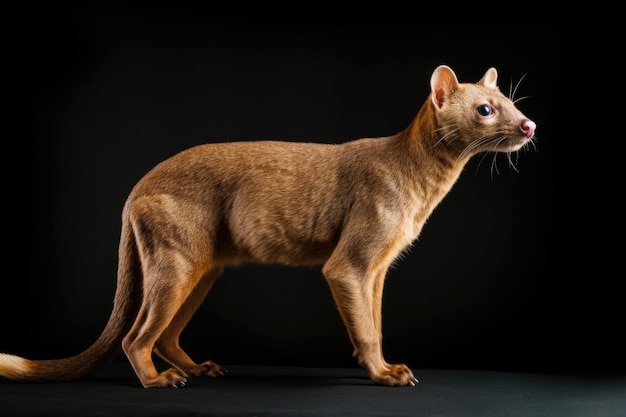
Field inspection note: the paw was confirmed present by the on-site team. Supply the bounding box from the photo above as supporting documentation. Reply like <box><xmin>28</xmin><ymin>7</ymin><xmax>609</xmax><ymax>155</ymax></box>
<box><xmin>186</xmin><ymin>360</ymin><xmax>227</xmax><ymax>378</ymax></box>
<box><xmin>143</xmin><ymin>368</ymin><xmax>188</xmax><ymax>388</ymax></box>
<box><xmin>371</xmin><ymin>364</ymin><xmax>419</xmax><ymax>387</ymax></box>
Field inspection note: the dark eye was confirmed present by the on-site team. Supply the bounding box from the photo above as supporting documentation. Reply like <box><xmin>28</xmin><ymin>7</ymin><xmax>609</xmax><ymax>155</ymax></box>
<box><xmin>476</xmin><ymin>104</ymin><xmax>493</xmax><ymax>117</ymax></box>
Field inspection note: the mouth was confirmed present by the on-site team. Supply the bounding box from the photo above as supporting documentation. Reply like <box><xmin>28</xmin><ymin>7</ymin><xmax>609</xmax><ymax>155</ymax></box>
<box><xmin>497</xmin><ymin>139</ymin><xmax>526</xmax><ymax>152</ymax></box>
<box><xmin>459</xmin><ymin>134</ymin><xmax>534</xmax><ymax>159</ymax></box>
<box><xmin>486</xmin><ymin>133</ymin><xmax>533</xmax><ymax>153</ymax></box>
<box><xmin>505</xmin><ymin>136</ymin><xmax>533</xmax><ymax>152</ymax></box>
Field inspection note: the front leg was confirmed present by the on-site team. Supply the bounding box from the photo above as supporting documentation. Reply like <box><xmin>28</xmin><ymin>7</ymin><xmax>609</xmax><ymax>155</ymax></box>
<box><xmin>322</xmin><ymin>250</ymin><xmax>418</xmax><ymax>387</ymax></box>
<box><xmin>369</xmin><ymin>269</ymin><xmax>419</xmax><ymax>387</ymax></box>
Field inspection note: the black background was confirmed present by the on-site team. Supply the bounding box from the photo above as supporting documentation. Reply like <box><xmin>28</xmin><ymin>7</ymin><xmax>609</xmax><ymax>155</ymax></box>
<box><xmin>5</xmin><ymin>8</ymin><xmax>615</xmax><ymax>374</ymax></box>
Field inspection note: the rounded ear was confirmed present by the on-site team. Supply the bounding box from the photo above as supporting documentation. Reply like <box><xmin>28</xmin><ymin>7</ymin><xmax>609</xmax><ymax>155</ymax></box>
<box><xmin>430</xmin><ymin>65</ymin><xmax>459</xmax><ymax>109</ymax></box>
<box><xmin>479</xmin><ymin>67</ymin><xmax>498</xmax><ymax>89</ymax></box>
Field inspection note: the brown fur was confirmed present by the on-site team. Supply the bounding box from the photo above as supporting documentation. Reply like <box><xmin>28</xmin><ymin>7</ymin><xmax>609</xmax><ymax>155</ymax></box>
<box><xmin>0</xmin><ymin>65</ymin><xmax>536</xmax><ymax>388</ymax></box>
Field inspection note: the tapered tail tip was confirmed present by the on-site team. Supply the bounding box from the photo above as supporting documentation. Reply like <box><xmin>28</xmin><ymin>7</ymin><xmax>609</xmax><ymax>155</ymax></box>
<box><xmin>0</xmin><ymin>353</ymin><xmax>32</xmax><ymax>381</ymax></box>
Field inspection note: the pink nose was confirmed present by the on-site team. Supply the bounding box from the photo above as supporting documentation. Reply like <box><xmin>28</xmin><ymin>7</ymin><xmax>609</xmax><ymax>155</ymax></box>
<box><xmin>520</xmin><ymin>119</ymin><xmax>536</xmax><ymax>138</ymax></box>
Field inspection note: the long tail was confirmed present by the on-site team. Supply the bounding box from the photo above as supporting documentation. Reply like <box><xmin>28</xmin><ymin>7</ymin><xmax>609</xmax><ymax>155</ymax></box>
<box><xmin>0</xmin><ymin>216</ymin><xmax>142</xmax><ymax>382</ymax></box>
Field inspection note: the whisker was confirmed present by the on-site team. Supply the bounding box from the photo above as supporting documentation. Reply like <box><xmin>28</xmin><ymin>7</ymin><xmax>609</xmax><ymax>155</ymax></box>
<box><xmin>434</xmin><ymin>124</ymin><xmax>459</xmax><ymax>134</ymax></box>
<box><xmin>511</xmin><ymin>73</ymin><xmax>527</xmax><ymax>101</ymax></box>
<box><xmin>473</xmin><ymin>152</ymin><xmax>491</xmax><ymax>175</ymax></box>
<box><xmin>506</xmin><ymin>152</ymin><xmax>520</xmax><ymax>173</ymax></box>
<box><xmin>513</xmin><ymin>96</ymin><xmax>530</xmax><ymax>105</ymax></box>
<box><xmin>525</xmin><ymin>136</ymin><xmax>539</xmax><ymax>153</ymax></box>
<box><xmin>432</xmin><ymin>126</ymin><xmax>461</xmax><ymax>147</ymax></box>
<box><xmin>461</xmin><ymin>133</ymin><xmax>516</xmax><ymax>175</ymax></box>
<box><xmin>490</xmin><ymin>153</ymin><xmax>501</xmax><ymax>179</ymax></box>
<box><xmin>459</xmin><ymin>134</ymin><xmax>498</xmax><ymax>159</ymax></box>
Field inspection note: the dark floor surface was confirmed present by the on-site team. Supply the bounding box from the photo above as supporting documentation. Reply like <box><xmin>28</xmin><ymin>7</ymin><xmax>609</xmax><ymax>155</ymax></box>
<box><xmin>2</xmin><ymin>361</ymin><xmax>625</xmax><ymax>417</ymax></box>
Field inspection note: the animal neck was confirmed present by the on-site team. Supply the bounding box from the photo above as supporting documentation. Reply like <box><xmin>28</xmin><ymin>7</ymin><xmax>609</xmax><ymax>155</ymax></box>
<box><xmin>395</xmin><ymin>100</ymin><xmax>471</xmax><ymax>198</ymax></box>
<box><xmin>408</xmin><ymin>100</ymin><xmax>473</xmax><ymax>166</ymax></box>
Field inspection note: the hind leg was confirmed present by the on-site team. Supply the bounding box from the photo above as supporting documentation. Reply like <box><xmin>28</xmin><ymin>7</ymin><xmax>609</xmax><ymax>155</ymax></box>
<box><xmin>122</xmin><ymin>195</ymin><xmax>227</xmax><ymax>388</ymax></box>
<box><xmin>121</xmin><ymin>261</ymin><xmax>198</xmax><ymax>388</ymax></box>
<box><xmin>121</xmin><ymin>232</ymin><xmax>214</xmax><ymax>390</ymax></box>
<box><xmin>153</xmin><ymin>267</ymin><xmax>226</xmax><ymax>378</ymax></box>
